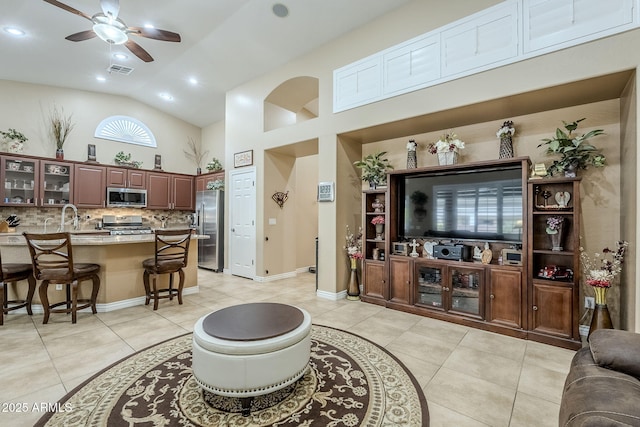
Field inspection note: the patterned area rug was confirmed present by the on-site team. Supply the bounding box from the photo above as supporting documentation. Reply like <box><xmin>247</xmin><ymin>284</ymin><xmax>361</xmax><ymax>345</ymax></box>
<box><xmin>35</xmin><ymin>325</ymin><xmax>429</xmax><ymax>426</ymax></box>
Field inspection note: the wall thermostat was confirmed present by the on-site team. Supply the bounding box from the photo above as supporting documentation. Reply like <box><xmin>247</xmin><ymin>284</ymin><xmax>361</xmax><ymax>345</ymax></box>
<box><xmin>317</xmin><ymin>182</ymin><xmax>335</xmax><ymax>202</ymax></box>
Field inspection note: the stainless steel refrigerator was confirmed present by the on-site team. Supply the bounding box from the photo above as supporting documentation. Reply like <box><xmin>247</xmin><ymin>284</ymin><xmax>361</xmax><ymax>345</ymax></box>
<box><xmin>196</xmin><ymin>189</ymin><xmax>224</xmax><ymax>271</ymax></box>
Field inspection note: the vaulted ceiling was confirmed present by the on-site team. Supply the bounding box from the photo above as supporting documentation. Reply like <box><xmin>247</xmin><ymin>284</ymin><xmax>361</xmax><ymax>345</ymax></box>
<box><xmin>1</xmin><ymin>0</ymin><xmax>412</xmax><ymax>128</ymax></box>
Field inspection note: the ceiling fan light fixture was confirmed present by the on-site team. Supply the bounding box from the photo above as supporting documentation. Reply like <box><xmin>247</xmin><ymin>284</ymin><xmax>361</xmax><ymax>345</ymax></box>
<box><xmin>93</xmin><ymin>22</ymin><xmax>128</xmax><ymax>44</ymax></box>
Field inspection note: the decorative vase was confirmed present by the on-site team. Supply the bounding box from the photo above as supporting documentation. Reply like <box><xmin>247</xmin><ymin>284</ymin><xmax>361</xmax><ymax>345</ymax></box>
<box><xmin>499</xmin><ymin>135</ymin><xmax>514</xmax><ymax>159</ymax></box>
<box><xmin>407</xmin><ymin>150</ymin><xmax>417</xmax><ymax>169</ymax></box>
<box><xmin>548</xmin><ymin>221</ymin><xmax>565</xmax><ymax>251</ymax></box>
<box><xmin>347</xmin><ymin>257</ymin><xmax>360</xmax><ymax>301</ymax></box>
<box><xmin>372</xmin><ymin>199</ymin><xmax>384</xmax><ymax>213</ymax></box>
<box><xmin>437</xmin><ymin>151</ymin><xmax>458</xmax><ymax>166</ymax></box>
<box><xmin>564</xmin><ymin>163</ymin><xmax>577</xmax><ymax>178</ymax></box>
<box><xmin>55</xmin><ymin>148</ymin><xmax>64</xmax><ymax>160</ymax></box>
<box><xmin>375</xmin><ymin>224</ymin><xmax>384</xmax><ymax>240</ymax></box>
<box><xmin>368</xmin><ymin>181</ymin><xmax>377</xmax><ymax>190</ymax></box>
<box><xmin>588</xmin><ymin>286</ymin><xmax>613</xmax><ymax>339</ymax></box>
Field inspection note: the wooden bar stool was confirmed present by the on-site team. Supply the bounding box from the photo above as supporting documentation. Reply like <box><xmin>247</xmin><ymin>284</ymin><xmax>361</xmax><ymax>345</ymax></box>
<box><xmin>23</xmin><ymin>232</ymin><xmax>101</xmax><ymax>324</ymax></box>
<box><xmin>142</xmin><ymin>229</ymin><xmax>191</xmax><ymax>310</ymax></box>
<box><xmin>0</xmin><ymin>250</ymin><xmax>36</xmax><ymax>326</ymax></box>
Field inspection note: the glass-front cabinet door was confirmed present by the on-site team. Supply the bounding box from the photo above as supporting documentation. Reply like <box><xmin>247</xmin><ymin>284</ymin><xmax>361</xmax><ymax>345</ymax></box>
<box><xmin>0</xmin><ymin>156</ymin><xmax>38</xmax><ymax>206</ymax></box>
<box><xmin>416</xmin><ymin>262</ymin><xmax>445</xmax><ymax>310</ymax></box>
<box><xmin>40</xmin><ymin>160</ymin><xmax>72</xmax><ymax>206</ymax></box>
<box><xmin>415</xmin><ymin>260</ymin><xmax>484</xmax><ymax>319</ymax></box>
<box><xmin>449</xmin><ymin>265</ymin><xmax>483</xmax><ymax>318</ymax></box>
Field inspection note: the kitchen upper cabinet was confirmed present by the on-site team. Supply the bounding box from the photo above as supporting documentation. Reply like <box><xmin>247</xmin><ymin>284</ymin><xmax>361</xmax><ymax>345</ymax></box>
<box><xmin>0</xmin><ymin>156</ymin><xmax>73</xmax><ymax>207</ymax></box>
<box><xmin>73</xmin><ymin>164</ymin><xmax>106</xmax><ymax>208</ymax></box>
<box><xmin>172</xmin><ymin>174</ymin><xmax>194</xmax><ymax>210</ymax></box>
<box><xmin>147</xmin><ymin>172</ymin><xmax>194</xmax><ymax>210</ymax></box>
<box><xmin>107</xmin><ymin>167</ymin><xmax>146</xmax><ymax>189</ymax></box>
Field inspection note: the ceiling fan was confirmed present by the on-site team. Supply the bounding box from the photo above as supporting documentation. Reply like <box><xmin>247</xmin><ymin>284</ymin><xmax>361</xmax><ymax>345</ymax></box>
<box><xmin>43</xmin><ymin>0</ymin><xmax>181</xmax><ymax>62</ymax></box>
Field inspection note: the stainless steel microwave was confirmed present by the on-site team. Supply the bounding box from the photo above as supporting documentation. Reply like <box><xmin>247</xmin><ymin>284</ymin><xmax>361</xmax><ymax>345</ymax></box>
<box><xmin>106</xmin><ymin>187</ymin><xmax>147</xmax><ymax>208</ymax></box>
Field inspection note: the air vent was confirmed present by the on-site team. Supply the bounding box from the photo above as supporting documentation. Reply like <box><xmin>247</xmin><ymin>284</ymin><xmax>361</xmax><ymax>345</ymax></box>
<box><xmin>107</xmin><ymin>64</ymin><xmax>134</xmax><ymax>75</ymax></box>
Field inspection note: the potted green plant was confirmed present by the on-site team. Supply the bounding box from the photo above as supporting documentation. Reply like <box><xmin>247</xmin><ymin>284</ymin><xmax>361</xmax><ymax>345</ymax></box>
<box><xmin>0</xmin><ymin>128</ymin><xmax>27</xmax><ymax>153</ymax></box>
<box><xmin>538</xmin><ymin>118</ymin><xmax>606</xmax><ymax>177</ymax></box>
<box><xmin>114</xmin><ymin>151</ymin><xmax>142</xmax><ymax>168</ymax></box>
<box><xmin>206</xmin><ymin>157</ymin><xmax>223</xmax><ymax>172</ymax></box>
<box><xmin>354</xmin><ymin>152</ymin><xmax>393</xmax><ymax>188</ymax></box>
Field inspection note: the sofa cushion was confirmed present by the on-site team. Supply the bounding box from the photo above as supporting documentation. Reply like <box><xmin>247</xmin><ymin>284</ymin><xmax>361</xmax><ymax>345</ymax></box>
<box><xmin>590</xmin><ymin>329</ymin><xmax>640</xmax><ymax>379</ymax></box>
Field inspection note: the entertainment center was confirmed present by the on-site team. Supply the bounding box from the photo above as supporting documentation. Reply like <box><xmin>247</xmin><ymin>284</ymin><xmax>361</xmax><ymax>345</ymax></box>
<box><xmin>361</xmin><ymin>156</ymin><xmax>582</xmax><ymax>350</ymax></box>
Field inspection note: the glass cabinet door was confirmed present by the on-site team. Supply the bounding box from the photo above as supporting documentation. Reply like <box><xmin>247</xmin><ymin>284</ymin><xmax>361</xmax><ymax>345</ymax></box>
<box><xmin>449</xmin><ymin>266</ymin><xmax>482</xmax><ymax>316</ymax></box>
<box><xmin>1</xmin><ymin>157</ymin><xmax>37</xmax><ymax>206</ymax></box>
<box><xmin>40</xmin><ymin>161</ymin><xmax>71</xmax><ymax>206</ymax></box>
<box><xmin>416</xmin><ymin>264</ymin><xmax>445</xmax><ymax>309</ymax></box>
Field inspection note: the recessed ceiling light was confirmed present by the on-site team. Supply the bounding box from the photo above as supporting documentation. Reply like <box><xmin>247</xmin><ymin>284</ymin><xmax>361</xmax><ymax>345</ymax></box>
<box><xmin>188</xmin><ymin>77</ymin><xmax>198</xmax><ymax>85</ymax></box>
<box><xmin>4</xmin><ymin>27</ymin><xmax>25</xmax><ymax>37</ymax></box>
<box><xmin>113</xmin><ymin>52</ymin><xmax>128</xmax><ymax>60</ymax></box>
<box><xmin>159</xmin><ymin>93</ymin><xmax>174</xmax><ymax>101</ymax></box>
<box><xmin>96</xmin><ymin>76</ymin><xmax>106</xmax><ymax>82</ymax></box>
<box><xmin>272</xmin><ymin>3</ymin><xmax>289</xmax><ymax>18</ymax></box>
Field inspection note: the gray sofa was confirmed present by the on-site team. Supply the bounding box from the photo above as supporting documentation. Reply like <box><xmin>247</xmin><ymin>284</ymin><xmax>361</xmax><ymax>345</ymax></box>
<box><xmin>559</xmin><ymin>329</ymin><xmax>640</xmax><ymax>426</ymax></box>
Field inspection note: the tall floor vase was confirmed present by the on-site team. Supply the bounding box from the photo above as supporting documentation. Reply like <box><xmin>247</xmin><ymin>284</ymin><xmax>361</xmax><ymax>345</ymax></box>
<box><xmin>347</xmin><ymin>257</ymin><xmax>360</xmax><ymax>301</ymax></box>
<box><xmin>588</xmin><ymin>286</ymin><xmax>613</xmax><ymax>340</ymax></box>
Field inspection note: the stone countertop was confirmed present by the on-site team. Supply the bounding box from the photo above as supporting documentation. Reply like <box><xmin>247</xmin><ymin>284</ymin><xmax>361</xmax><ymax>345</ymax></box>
<box><xmin>0</xmin><ymin>233</ymin><xmax>208</xmax><ymax>246</ymax></box>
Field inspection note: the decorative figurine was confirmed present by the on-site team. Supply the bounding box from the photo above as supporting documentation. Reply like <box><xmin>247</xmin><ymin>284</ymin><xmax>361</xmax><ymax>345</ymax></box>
<box><xmin>481</xmin><ymin>242</ymin><xmax>492</xmax><ymax>264</ymax></box>
<box><xmin>409</xmin><ymin>239</ymin><xmax>420</xmax><ymax>257</ymax></box>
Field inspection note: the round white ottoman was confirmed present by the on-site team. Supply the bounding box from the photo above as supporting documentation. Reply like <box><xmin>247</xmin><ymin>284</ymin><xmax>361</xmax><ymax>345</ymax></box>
<box><xmin>192</xmin><ymin>302</ymin><xmax>311</xmax><ymax>415</ymax></box>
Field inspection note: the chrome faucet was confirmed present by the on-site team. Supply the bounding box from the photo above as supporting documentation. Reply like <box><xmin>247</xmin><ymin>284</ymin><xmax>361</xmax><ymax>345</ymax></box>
<box><xmin>59</xmin><ymin>203</ymin><xmax>79</xmax><ymax>232</ymax></box>
<box><xmin>43</xmin><ymin>217</ymin><xmax>55</xmax><ymax>233</ymax></box>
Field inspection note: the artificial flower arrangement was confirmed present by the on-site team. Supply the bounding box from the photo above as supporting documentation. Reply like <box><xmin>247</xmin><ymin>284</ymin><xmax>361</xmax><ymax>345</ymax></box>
<box><xmin>206</xmin><ymin>179</ymin><xmax>224</xmax><ymax>190</ymax></box>
<box><xmin>546</xmin><ymin>216</ymin><xmax>564</xmax><ymax>234</ymax></box>
<box><xmin>370</xmin><ymin>215</ymin><xmax>385</xmax><ymax>225</ymax></box>
<box><xmin>344</xmin><ymin>225</ymin><xmax>363</xmax><ymax>259</ymax></box>
<box><xmin>496</xmin><ymin>120</ymin><xmax>515</xmax><ymax>139</ymax></box>
<box><xmin>428</xmin><ymin>132</ymin><xmax>465</xmax><ymax>154</ymax></box>
<box><xmin>580</xmin><ymin>240</ymin><xmax>628</xmax><ymax>288</ymax></box>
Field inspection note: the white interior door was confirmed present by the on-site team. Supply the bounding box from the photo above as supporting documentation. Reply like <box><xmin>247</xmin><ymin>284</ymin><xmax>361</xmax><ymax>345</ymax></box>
<box><xmin>229</xmin><ymin>167</ymin><xmax>256</xmax><ymax>278</ymax></box>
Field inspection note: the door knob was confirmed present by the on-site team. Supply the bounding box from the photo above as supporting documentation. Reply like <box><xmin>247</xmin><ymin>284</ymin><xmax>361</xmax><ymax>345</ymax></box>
<box><xmin>532</xmin><ymin>305</ymin><xmax>538</xmax><ymax>311</ymax></box>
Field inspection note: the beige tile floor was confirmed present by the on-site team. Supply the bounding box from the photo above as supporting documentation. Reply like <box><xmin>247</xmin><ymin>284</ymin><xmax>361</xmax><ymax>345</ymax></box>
<box><xmin>0</xmin><ymin>270</ymin><xmax>576</xmax><ymax>426</ymax></box>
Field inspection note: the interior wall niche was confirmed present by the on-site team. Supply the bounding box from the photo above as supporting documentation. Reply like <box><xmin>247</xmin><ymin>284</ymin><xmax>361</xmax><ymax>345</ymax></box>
<box><xmin>264</xmin><ymin>76</ymin><xmax>319</xmax><ymax>132</ymax></box>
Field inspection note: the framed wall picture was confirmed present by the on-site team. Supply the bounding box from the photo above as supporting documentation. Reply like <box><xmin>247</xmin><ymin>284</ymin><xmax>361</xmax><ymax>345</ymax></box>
<box><xmin>234</xmin><ymin>150</ymin><xmax>253</xmax><ymax>168</ymax></box>
<box><xmin>317</xmin><ymin>181</ymin><xmax>335</xmax><ymax>202</ymax></box>
<box><xmin>154</xmin><ymin>154</ymin><xmax>162</xmax><ymax>170</ymax></box>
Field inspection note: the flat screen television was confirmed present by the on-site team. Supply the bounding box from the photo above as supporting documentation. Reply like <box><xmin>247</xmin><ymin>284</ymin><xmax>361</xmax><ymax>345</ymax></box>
<box><xmin>399</xmin><ymin>165</ymin><xmax>523</xmax><ymax>242</ymax></box>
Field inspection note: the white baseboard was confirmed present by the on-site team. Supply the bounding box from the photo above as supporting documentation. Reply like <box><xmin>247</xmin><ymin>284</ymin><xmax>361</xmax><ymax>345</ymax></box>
<box><xmin>316</xmin><ymin>289</ymin><xmax>346</xmax><ymax>300</ymax></box>
<box><xmin>254</xmin><ymin>271</ymin><xmax>296</xmax><ymax>282</ymax></box>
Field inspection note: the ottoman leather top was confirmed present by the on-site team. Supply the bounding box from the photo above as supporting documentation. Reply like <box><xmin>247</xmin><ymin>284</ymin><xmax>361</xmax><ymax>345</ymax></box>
<box><xmin>202</xmin><ymin>302</ymin><xmax>304</xmax><ymax>341</ymax></box>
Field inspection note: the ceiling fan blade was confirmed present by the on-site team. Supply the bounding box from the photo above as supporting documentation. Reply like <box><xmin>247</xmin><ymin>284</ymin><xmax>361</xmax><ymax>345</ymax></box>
<box><xmin>100</xmin><ymin>0</ymin><xmax>120</xmax><ymax>20</ymax></box>
<box><xmin>43</xmin><ymin>0</ymin><xmax>93</xmax><ymax>21</ymax></box>
<box><xmin>65</xmin><ymin>30</ymin><xmax>97</xmax><ymax>42</ymax></box>
<box><xmin>128</xmin><ymin>27</ymin><xmax>181</xmax><ymax>42</ymax></box>
<box><xmin>124</xmin><ymin>39</ymin><xmax>154</xmax><ymax>62</ymax></box>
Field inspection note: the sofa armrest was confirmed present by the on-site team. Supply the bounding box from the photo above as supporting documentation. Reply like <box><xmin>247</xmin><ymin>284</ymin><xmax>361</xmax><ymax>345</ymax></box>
<box><xmin>590</xmin><ymin>329</ymin><xmax>640</xmax><ymax>378</ymax></box>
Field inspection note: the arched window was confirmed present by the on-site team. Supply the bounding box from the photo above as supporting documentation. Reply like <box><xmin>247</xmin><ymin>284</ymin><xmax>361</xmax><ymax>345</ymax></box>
<box><xmin>94</xmin><ymin>115</ymin><xmax>157</xmax><ymax>147</ymax></box>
